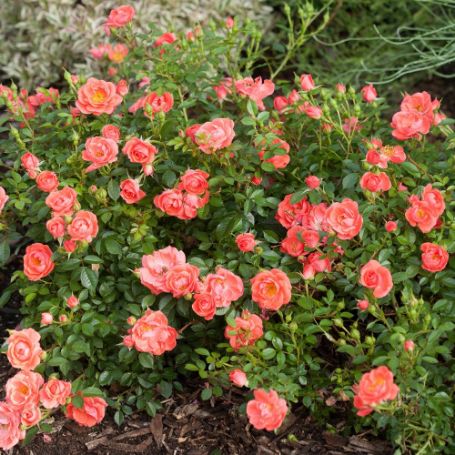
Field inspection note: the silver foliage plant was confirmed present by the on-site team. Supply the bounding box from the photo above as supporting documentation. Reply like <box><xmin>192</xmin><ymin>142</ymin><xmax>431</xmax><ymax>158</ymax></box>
<box><xmin>0</xmin><ymin>0</ymin><xmax>273</xmax><ymax>90</ymax></box>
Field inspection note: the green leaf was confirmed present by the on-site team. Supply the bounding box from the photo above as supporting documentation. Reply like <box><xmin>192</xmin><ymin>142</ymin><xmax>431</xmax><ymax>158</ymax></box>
<box><xmin>342</xmin><ymin>173</ymin><xmax>358</xmax><ymax>189</ymax></box>
<box><xmin>262</xmin><ymin>348</ymin><xmax>276</xmax><ymax>360</ymax></box>
<box><xmin>72</xmin><ymin>395</ymin><xmax>84</xmax><ymax>408</ymax></box>
<box><xmin>83</xmin><ymin>387</ymin><xmax>104</xmax><ymax>397</ymax></box>
<box><xmin>105</xmin><ymin>238</ymin><xmax>122</xmax><ymax>255</ymax></box>
<box><xmin>114</xmin><ymin>410</ymin><xmax>124</xmax><ymax>426</ymax></box>
<box><xmin>80</xmin><ymin>267</ymin><xmax>98</xmax><ymax>291</ymax></box>
<box><xmin>0</xmin><ymin>240</ymin><xmax>10</xmax><ymax>265</ymax></box>
<box><xmin>201</xmin><ymin>387</ymin><xmax>212</xmax><ymax>400</ymax></box>
<box><xmin>138</xmin><ymin>352</ymin><xmax>154</xmax><ymax>368</ymax></box>
<box><xmin>107</xmin><ymin>180</ymin><xmax>120</xmax><ymax>201</ymax></box>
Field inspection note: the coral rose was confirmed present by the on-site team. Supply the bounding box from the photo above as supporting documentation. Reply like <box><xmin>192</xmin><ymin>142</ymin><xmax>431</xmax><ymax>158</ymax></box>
<box><xmin>165</xmin><ymin>263</ymin><xmax>200</xmax><ymax>298</ymax></box>
<box><xmin>305</xmin><ymin>175</ymin><xmax>320</xmax><ymax>189</ymax></box>
<box><xmin>422</xmin><ymin>184</ymin><xmax>445</xmax><ymax>217</ymax></box>
<box><xmin>360</xmin><ymin>172</ymin><xmax>391</xmax><ymax>192</ymax></box>
<box><xmin>235</xmin><ymin>77</ymin><xmax>275</xmax><ymax>110</ymax></box>
<box><xmin>153</xmin><ymin>32</ymin><xmax>177</xmax><ymax>48</ymax></box>
<box><xmin>105</xmin><ymin>5</ymin><xmax>135</xmax><ymax>29</ymax></box>
<box><xmin>39</xmin><ymin>379</ymin><xmax>72</xmax><ymax>409</ymax></box>
<box><xmin>139</xmin><ymin>246</ymin><xmax>186</xmax><ymax>294</ymax></box>
<box><xmin>202</xmin><ymin>267</ymin><xmax>244</xmax><ymax>308</ymax></box>
<box><xmin>179</xmin><ymin>169</ymin><xmax>209</xmax><ymax>195</ymax></box>
<box><xmin>229</xmin><ymin>369</ymin><xmax>248</xmax><ymax>387</ymax></box>
<box><xmin>82</xmin><ymin>136</ymin><xmax>118</xmax><ymax>173</ymax></box>
<box><xmin>192</xmin><ymin>293</ymin><xmax>217</xmax><ymax>320</ymax></box>
<box><xmin>36</xmin><ymin>171</ymin><xmax>59</xmax><ymax>192</ymax></box>
<box><xmin>302</xmin><ymin>252</ymin><xmax>331</xmax><ymax>279</ymax></box>
<box><xmin>76</xmin><ymin>78</ymin><xmax>123</xmax><ymax>116</ymax></box>
<box><xmin>405</xmin><ymin>198</ymin><xmax>438</xmax><ymax>233</ymax></box>
<box><xmin>67</xmin><ymin>210</ymin><xmax>99</xmax><ymax>242</ymax></box>
<box><xmin>385</xmin><ymin>221</ymin><xmax>397</xmax><ymax>232</ymax></box>
<box><xmin>45</xmin><ymin>187</ymin><xmax>78</xmax><ymax>216</ymax></box>
<box><xmin>131</xmin><ymin>309</ymin><xmax>178</xmax><ymax>355</ymax></box>
<box><xmin>154</xmin><ymin>188</ymin><xmax>185</xmax><ymax>219</ymax></box>
<box><xmin>46</xmin><ymin>216</ymin><xmax>65</xmax><ymax>239</ymax></box>
<box><xmin>21</xmin><ymin>152</ymin><xmax>40</xmax><ymax>179</ymax></box>
<box><xmin>236</xmin><ymin>233</ymin><xmax>256</xmax><ymax>252</ymax></box>
<box><xmin>7</xmin><ymin>328</ymin><xmax>43</xmax><ymax>370</ymax></box>
<box><xmin>41</xmin><ymin>312</ymin><xmax>53</xmax><ymax>325</ymax></box>
<box><xmin>0</xmin><ymin>186</ymin><xmax>8</xmax><ymax>213</ymax></box>
<box><xmin>66</xmin><ymin>396</ymin><xmax>107</xmax><ymax>427</ymax></box>
<box><xmin>326</xmin><ymin>198</ymin><xmax>363</xmax><ymax>240</ymax></box>
<box><xmin>23</xmin><ymin>243</ymin><xmax>54</xmax><ymax>281</ymax></box>
<box><xmin>120</xmin><ymin>179</ymin><xmax>146</xmax><ymax>204</ymax></box>
<box><xmin>420</xmin><ymin>243</ymin><xmax>449</xmax><ymax>272</ymax></box>
<box><xmin>224</xmin><ymin>310</ymin><xmax>263</xmax><ymax>350</ymax></box>
<box><xmin>251</xmin><ymin>269</ymin><xmax>292</xmax><ymax>311</ymax></box>
<box><xmin>353</xmin><ymin>366</ymin><xmax>399</xmax><ymax>416</ymax></box>
<box><xmin>122</xmin><ymin>137</ymin><xmax>157</xmax><ymax>176</ymax></box>
<box><xmin>107</xmin><ymin>44</ymin><xmax>128</xmax><ymax>63</ymax></box>
<box><xmin>361</xmin><ymin>84</ymin><xmax>377</xmax><ymax>103</ymax></box>
<box><xmin>359</xmin><ymin>260</ymin><xmax>393</xmax><ymax>298</ymax></box>
<box><xmin>246</xmin><ymin>389</ymin><xmax>288</xmax><ymax>431</ymax></box>
<box><xmin>195</xmin><ymin>118</ymin><xmax>235</xmax><ymax>154</ymax></box>
<box><xmin>143</xmin><ymin>92</ymin><xmax>174</xmax><ymax>118</ymax></box>
<box><xmin>300</xmin><ymin>74</ymin><xmax>315</xmax><ymax>91</ymax></box>
<box><xmin>0</xmin><ymin>402</ymin><xmax>25</xmax><ymax>450</ymax></box>
<box><xmin>5</xmin><ymin>370</ymin><xmax>44</xmax><ymax>410</ymax></box>
<box><xmin>101</xmin><ymin>124</ymin><xmax>120</xmax><ymax>142</ymax></box>
<box><xmin>67</xmin><ymin>294</ymin><xmax>79</xmax><ymax>309</ymax></box>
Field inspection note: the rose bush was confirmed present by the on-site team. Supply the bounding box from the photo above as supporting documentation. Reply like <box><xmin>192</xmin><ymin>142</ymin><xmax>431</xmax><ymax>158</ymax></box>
<box><xmin>0</xmin><ymin>6</ymin><xmax>454</xmax><ymax>453</ymax></box>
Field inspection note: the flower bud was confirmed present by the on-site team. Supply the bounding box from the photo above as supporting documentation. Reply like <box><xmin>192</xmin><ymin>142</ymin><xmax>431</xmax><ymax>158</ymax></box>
<box><xmin>404</xmin><ymin>339</ymin><xmax>415</xmax><ymax>352</ymax></box>
<box><xmin>333</xmin><ymin>318</ymin><xmax>344</xmax><ymax>328</ymax></box>
<box><xmin>127</xmin><ymin>316</ymin><xmax>137</xmax><ymax>325</ymax></box>
<box><xmin>41</xmin><ymin>312</ymin><xmax>53</xmax><ymax>325</ymax></box>
<box><xmin>59</xmin><ymin>315</ymin><xmax>68</xmax><ymax>323</ymax></box>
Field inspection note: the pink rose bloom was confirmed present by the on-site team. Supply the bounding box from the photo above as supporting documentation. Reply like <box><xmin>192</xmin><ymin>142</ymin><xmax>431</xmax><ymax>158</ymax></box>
<box><xmin>274</xmin><ymin>96</ymin><xmax>289</xmax><ymax>113</ymax></box>
<box><xmin>360</xmin><ymin>172</ymin><xmax>391</xmax><ymax>192</ymax></box>
<box><xmin>119</xmin><ymin>179</ymin><xmax>145</xmax><ymax>204</ymax></box>
<box><xmin>192</xmin><ymin>293</ymin><xmax>216</xmax><ymax>320</ymax></box>
<box><xmin>128</xmin><ymin>96</ymin><xmax>145</xmax><ymax>113</ymax></box>
<box><xmin>224</xmin><ymin>310</ymin><xmax>263</xmax><ymax>350</ymax></box>
<box><xmin>64</xmin><ymin>240</ymin><xmax>77</xmax><ymax>253</ymax></box>
<box><xmin>139</xmin><ymin>77</ymin><xmax>150</xmax><ymax>89</ymax></box>
<box><xmin>357</xmin><ymin>299</ymin><xmax>369</xmax><ymax>311</ymax></box>
<box><xmin>405</xmin><ymin>198</ymin><xmax>438</xmax><ymax>233</ymax></box>
<box><xmin>185</xmin><ymin>124</ymin><xmax>201</xmax><ymax>143</ymax></box>
<box><xmin>143</xmin><ymin>92</ymin><xmax>174</xmax><ymax>118</ymax></box>
<box><xmin>153</xmin><ymin>32</ymin><xmax>177</xmax><ymax>48</ymax></box>
<box><xmin>391</xmin><ymin>111</ymin><xmax>428</xmax><ymax>140</ymax></box>
<box><xmin>67</xmin><ymin>210</ymin><xmax>99</xmax><ymax>242</ymax></box>
<box><xmin>0</xmin><ymin>186</ymin><xmax>8</xmax><ymax>213</ymax></box>
<box><xmin>326</xmin><ymin>198</ymin><xmax>363</xmax><ymax>240</ymax></box>
<box><xmin>36</xmin><ymin>171</ymin><xmax>59</xmax><ymax>192</ymax></box>
<box><xmin>229</xmin><ymin>369</ymin><xmax>248</xmax><ymax>387</ymax></box>
<box><xmin>76</xmin><ymin>78</ymin><xmax>123</xmax><ymax>116</ymax></box>
<box><xmin>302</xmin><ymin>252</ymin><xmax>331</xmax><ymax>280</ymax></box>
<box><xmin>131</xmin><ymin>309</ymin><xmax>178</xmax><ymax>355</ymax></box>
<box><xmin>385</xmin><ymin>221</ymin><xmax>397</xmax><ymax>232</ymax></box>
<box><xmin>305</xmin><ymin>175</ymin><xmax>320</xmax><ymax>189</ymax></box>
<box><xmin>21</xmin><ymin>152</ymin><xmax>40</xmax><ymax>179</ymax></box>
<box><xmin>116</xmin><ymin>79</ymin><xmax>129</xmax><ymax>96</ymax></box>
<box><xmin>420</xmin><ymin>243</ymin><xmax>449</xmax><ymax>272</ymax></box>
<box><xmin>41</xmin><ymin>312</ymin><xmax>53</xmax><ymax>325</ymax></box>
<box><xmin>275</xmin><ymin>194</ymin><xmax>311</xmax><ymax>229</ymax></box>
<box><xmin>178</xmin><ymin>169</ymin><xmax>209</xmax><ymax>195</ymax></box>
<box><xmin>359</xmin><ymin>260</ymin><xmax>393</xmax><ymax>298</ymax></box>
<box><xmin>105</xmin><ymin>5</ymin><xmax>135</xmax><ymax>29</ymax></box>
<box><xmin>165</xmin><ymin>263</ymin><xmax>200</xmax><ymax>298</ymax></box>
<box><xmin>66</xmin><ymin>396</ymin><xmax>107</xmax><ymax>427</ymax></box>
<box><xmin>202</xmin><ymin>267</ymin><xmax>244</xmax><ymax>308</ymax></box>
<box><xmin>281</xmin><ymin>226</ymin><xmax>319</xmax><ymax>258</ymax></box>
<box><xmin>422</xmin><ymin>184</ymin><xmax>445</xmax><ymax>217</ymax></box>
<box><xmin>0</xmin><ymin>402</ymin><xmax>25</xmax><ymax>450</ymax></box>
<box><xmin>39</xmin><ymin>379</ymin><xmax>72</xmax><ymax>409</ymax></box>
<box><xmin>404</xmin><ymin>340</ymin><xmax>415</xmax><ymax>352</ymax></box>
<box><xmin>300</xmin><ymin>74</ymin><xmax>315</xmax><ymax>91</ymax></box>
<box><xmin>213</xmin><ymin>78</ymin><xmax>233</xmax><ymax>101</ymax></box>
<box><xmin>235</xmin><ymin>77</ymin><xmax>275</xmax><ymax>110</ymax></box>
<box><xmin>45</xmin><ymin>187</ymin><xmax>77</xmax><ymax>216</ymax></box>
<box><xmin>67</xmin><ymin>294</ymin><xmax>79</xmax><ymax>309</ymax></box>
<box><xmin>107</xmin><ymin>44</ymin><xmax>128</xmax><ymax>64</ymax></box>
<box><xmin>122</xmin><ymin>137</ymin><xmax>157</xmax><ymax>175</ymax></box>
<box><xmin>246</xmin><ymin>389</ymin><xmax>288</xmax><ymax>431</ymax></box>
<box><xmin>195</xmin><ymin>118</ymin><xmax>235</xmax><ymax>154</ymax></box>
<box><xmin>23</xmin><ymin>243</ymin><xmax>55</xmax><ymax>281</ymax></box>
<box><xmin>361</xmin><ymin>84</ymin><xmax>377</xmax><ymax>103</ymax></box>
<box><xmin>154</xmin><ymin>188</ymin><xmax>185</xmax><ymax>219</ymax></box>
<box><xmin>139</xmin><ymin>246</ymin><xmax>186</xmax><ymax>294</ymax></box>
<box><xmin>353</xmin><ymin>366</ymin><xmax>399</xmax><ymax>416</ymax></box>
<box><xmin>101</xmin><ymin>124</ymin><xmax>121</xmax><ymax>142</ymax></box>
<box><xmin>236</xmin><ymin>233</ymin><xmax>256</xmax><ymax>252</ymax></box>
<box><xmin>46</xmin><ymin>216</ymin><xmax>65</xmax><ymax>239</ymax></box>
<box><xmin>5</xmin><ymin>370</ymin><xmax>44</xmax><ymax>410</ymax></box>
<box><xmin>251</xmin><ymin>269</ymin><xmax>291</xmax><ymax>311</ymax></box>
<box><xmin>336</xmin><ymin>83</ymin><xmax>346</xmax><ymax>93</ymax></box>
<box><xmin>302</xmin><ymin>102</ymin><xmax>322</xmax><ymax>119</ymax></box>
<box><xmin>82</xmin><ymin>136</ymin><xmax>118</xmax><ymax>173</ymax></box>
<box><xmin>401</xmin><ymin>91</ymin><xmax>438</xmax><ymax>118</ymax></box>
<box><xmin>20</xmin><ymin>403</ymin><xmax>41</xmax><ymax>427</ymax></box>
<box><xmin>90</xmin><ymin>44</ymin><xmax>110</xmax><ymax>59</ymax></box>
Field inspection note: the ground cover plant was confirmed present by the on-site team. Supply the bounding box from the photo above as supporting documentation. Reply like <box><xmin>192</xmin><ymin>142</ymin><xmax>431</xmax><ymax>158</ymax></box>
<box><xmin>0</xmin><ymin>5</ymin><xmax>454</xmax><ymax>454</ymax></box>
